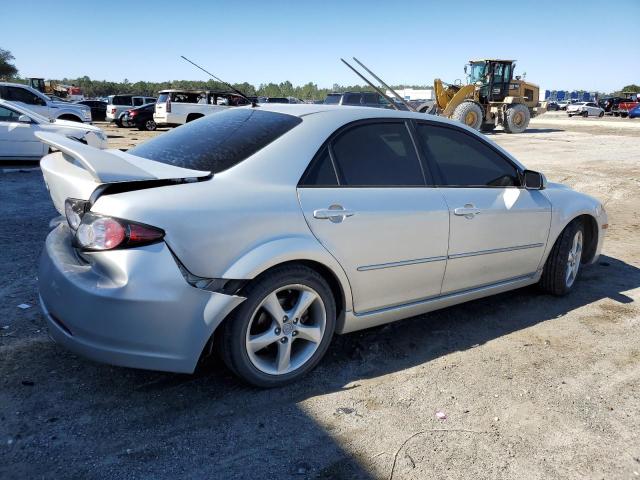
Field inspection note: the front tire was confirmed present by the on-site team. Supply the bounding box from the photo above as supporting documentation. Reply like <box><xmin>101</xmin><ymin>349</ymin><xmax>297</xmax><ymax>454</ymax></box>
<box><xmin>504</xmin><ymin>104</ymin><xmax>530</xmax><ymax>133</ymax></box>
<box><xmin>539</xmin><ymin>220</ymin><xmax>584</xmax><ymax>296</ymax></box>
<box><xmin>218</xmin><ymin>265</ymin><xmax>336</xmax><ymax>387</ymax></box>
<box><xmin>451</xmin><ymin>101</ymin><xmax>483</xmax><ymax>130</ymax></box>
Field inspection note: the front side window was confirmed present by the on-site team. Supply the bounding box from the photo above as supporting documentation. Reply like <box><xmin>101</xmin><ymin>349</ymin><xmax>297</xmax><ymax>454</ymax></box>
<box><xmin>0</xmin><ymin>106</ymin><xmax>22</xmax><ymax>122</ymax></box>
<box><xmin>330</xmin><ymin>122</ymin><xmax>425</xmax><ymax>187</ymax></box>
<box><xmin>6</xmin><ymin>87</ymin><xmax>45</xmax><ymax>105</ymax></box>
<box><xmin>128</xmin><ymin>108</ymin><xmax>302</xmax><ymax>173</ymax></box>
<box><xmin>415</xmin><ymin>124</ymin><xmax>519</xmax><ymax>187</ymax></box>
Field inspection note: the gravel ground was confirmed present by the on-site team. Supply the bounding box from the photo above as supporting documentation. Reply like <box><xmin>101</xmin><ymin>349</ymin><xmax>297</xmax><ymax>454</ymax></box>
<box><xmin>1</xmin><ymin>113</ymin><xmax>639</xmax><ymax>480</ymax></box>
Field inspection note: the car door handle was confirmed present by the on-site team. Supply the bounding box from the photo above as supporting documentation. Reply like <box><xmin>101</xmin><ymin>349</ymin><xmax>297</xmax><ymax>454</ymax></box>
<box><xmin>454</xmin><ymin>204</ymin><xmax>481</xmax><ymax>218</ymax></box>
<box><xmin>313</xmin><ymin>205</ymin><xmax>355</xmax><ymax>223</ymax></box>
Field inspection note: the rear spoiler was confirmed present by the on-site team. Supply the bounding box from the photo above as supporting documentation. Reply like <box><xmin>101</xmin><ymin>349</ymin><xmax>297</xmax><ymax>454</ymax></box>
<box><xmin>35</xmin><ymin>131</ymin><xmax>210</xmax><ymax>183</ymax></box>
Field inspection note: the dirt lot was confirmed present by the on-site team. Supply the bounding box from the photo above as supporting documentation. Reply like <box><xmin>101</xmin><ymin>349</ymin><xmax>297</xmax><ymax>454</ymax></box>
<box><xmin>1</xmin><ymin>112</ymin><xmax>639</xmax><ymax>480</ymax></box>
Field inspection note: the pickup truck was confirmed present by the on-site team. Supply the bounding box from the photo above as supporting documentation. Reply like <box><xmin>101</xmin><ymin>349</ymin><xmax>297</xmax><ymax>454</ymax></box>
<box><xmin>153</xmin><ymin>89</ymin><xmax>248</xmax><ymax>126</ymax></box>
<box><xmin>613</xmin><ymin>97</ymin><xmax>640</xmax><ymax>118</ymax></box>
<box><xmin>0</xmin><ymin>82</ymin><xmax>92</xmax><ymax>123</ymax></box>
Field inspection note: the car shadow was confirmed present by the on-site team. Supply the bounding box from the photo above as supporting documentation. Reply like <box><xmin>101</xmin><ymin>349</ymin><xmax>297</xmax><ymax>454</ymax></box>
<box><xmin>486</xmin><ymin>128</ymin><xmax>565</xmax><ymax>135</ymax></box>
<box><xmin>9</xmin><ymin>255</ymin><xmax>637</xmax><ymax>479</ymax></box>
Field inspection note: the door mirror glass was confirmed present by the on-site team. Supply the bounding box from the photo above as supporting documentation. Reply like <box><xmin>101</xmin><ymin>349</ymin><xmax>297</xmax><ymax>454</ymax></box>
<box><xmin>523</xmin><ymin>170</ymin><xmax>546</xmax><ymax>190</ymax></box>
<box><xmin>18</xmin><ymin>114</ymin><xmax>32</xmax><ymax>123</ymax></box>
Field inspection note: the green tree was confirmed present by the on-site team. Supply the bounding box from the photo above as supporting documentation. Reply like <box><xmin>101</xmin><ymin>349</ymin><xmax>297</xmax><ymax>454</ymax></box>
<box><xmin>0</xmin><ymin>48</ymin><xmax>18</xmax><ymax>79</ymax></box>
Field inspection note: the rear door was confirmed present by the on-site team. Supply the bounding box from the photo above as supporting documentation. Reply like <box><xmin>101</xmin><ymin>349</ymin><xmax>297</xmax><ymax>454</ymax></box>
<box><xmin>414</xmin><ymin>121</ymin><xmax>551</xmax><ymax>294</ymax></box>
<box><xmin>297</xmin><ymin>120</ymin><xmax>450</xmax><ymax>313</ymax></box>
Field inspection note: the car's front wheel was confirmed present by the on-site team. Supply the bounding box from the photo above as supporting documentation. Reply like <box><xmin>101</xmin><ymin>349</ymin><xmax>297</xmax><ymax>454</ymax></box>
<box><xmin>539</xmin><ymin>219</ymin><xmax>584</xmax><ymax>295</ymax></box>
<box><xmin>218</xmin><ymin>265</ymin><xmax>336</xmax><ymax>387</ymax></box>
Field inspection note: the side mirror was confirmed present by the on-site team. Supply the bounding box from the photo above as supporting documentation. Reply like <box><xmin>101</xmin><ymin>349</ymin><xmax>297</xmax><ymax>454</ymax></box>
<box><xmin>523</xmin><ymin>170</ymin><xmax>546</xmax><ymax>190</ymax></box>
<box><xmin>18</xmin><ymin>114</ymin><xmax>32</xmax><ymax>123</ymax></box>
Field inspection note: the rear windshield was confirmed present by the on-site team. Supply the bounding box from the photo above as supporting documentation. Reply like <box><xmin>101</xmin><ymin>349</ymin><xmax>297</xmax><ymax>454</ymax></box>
<box><xmin>324</xmin><ymin>94</ymin><xmax>340</xmax><ymax>105</ymax></box>
<box><xmin>128</xmin><ymin>108</ymin><xmax>302</xmax><ymax>173</ymax></box>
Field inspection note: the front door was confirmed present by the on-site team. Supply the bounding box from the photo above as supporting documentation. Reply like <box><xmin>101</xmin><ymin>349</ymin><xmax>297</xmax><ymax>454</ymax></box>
<box><xmin>414</xmin><ymin>121</ymin><xmax>551</xmax><ymax>294</ymax></box>
<box><xmin>297</xmin><ymin>121</ymin><xmax>450</xmax><ymax>313</ymax></box>
<box><xmin>0</xmin><ymin>105</ymin><xmax>43</xmax><ymax>159</ymax></box>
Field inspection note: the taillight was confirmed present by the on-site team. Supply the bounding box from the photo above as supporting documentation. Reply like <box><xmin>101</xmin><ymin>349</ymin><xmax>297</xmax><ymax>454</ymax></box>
<box><xmin>72</xmin><ymin>211</ymin><xmax>164</xmax><ymax>251</ymax></box>
<box><xmin>129</xmin><ymin>110</ymin><xmax>137</xmax><ymax>117</ymax></box>
<box><xmin>166</xmin><ymin>97</ymin><xmax>171</xmax><ymax>113</ymax></box>
<box><xmin>65</xmin><ymin>198</ymin><xmax>89</xmax><ymax>230</ymax></box>
<box><xmin>110</xmin><ymin>108</ymin><xmax>117</xmax><ymax>114</ymax></box>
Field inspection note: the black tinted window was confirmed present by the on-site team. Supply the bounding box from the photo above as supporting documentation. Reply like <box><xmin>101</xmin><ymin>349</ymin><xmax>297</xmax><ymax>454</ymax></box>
<box><xmin>331</xmin><ymin>122</ymin><xmax>424</xmax><ymax>186</ymax></box>
<box><xmin>416</xmin><ymin>124</ymin><xmax>519</xmax><ymax>187</ymax></box>
<box><xmin>112</xmin><ymin>96</ymin><xmax>133</xmax><ymax>106</ymax></box>
<box><xmin>324</xmin><ymin>94</ymin><xmax>340</xmax><ymax>105</ymax></box>
<box><xmin>300</xmin><ymin>148</ymin><xmax>338</xmax><ymax>186</ymax></box>
<box><xmin>0</xmin><ymin>105</ymin><xmax>22</xmax><ymax>122</ymax></box>
<box><xmin>342</xmin><ymin>93</ymin><xmax>361</xmax><ymax>105</ymax></box>
<box><xmin>128</xmin><ymin>109</ymin><xmax>302</xmax><ymax>173</ymax></box>
<box><xmin>6</xmin><ymin>87</ymin><xmax>42</xmax><ymax>105</ymax></box>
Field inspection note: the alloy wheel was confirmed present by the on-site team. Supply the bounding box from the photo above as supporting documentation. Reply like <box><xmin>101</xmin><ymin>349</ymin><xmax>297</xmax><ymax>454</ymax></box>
<box><xmin>245</xmin><ymin>284</ymin><xmax>326</xmax><ymax>375</ymax></box>
<box><xmin>565</xmin><ymin>230</ymin><xmax>583</xmax><ymax>288</ymax></box>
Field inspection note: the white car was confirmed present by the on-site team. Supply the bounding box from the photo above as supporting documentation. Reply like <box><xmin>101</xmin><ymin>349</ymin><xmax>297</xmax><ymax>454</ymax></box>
<box><xmin>36</xmin><ymin>104</ymin><xmax>607</xmax><ymax>387</ymax></box>
<box><xmin>567</xmin><ymin>102</ymin><xmax>604</xmax><ymax>118</ymax></box>
<box><xmin>0</xmin><ymin>99</ymin><xmax>107</xmax><ymax>160</ymax></box>
<box><xmin>0</xmin><ymin>82</ymin><xmax>92</xmax><ymax>123</ymax></box>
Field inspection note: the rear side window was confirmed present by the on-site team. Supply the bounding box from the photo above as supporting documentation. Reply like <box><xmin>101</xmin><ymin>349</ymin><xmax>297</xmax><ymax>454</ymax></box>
<box><xmin>112</xmin><ymin>96</ymin><xmax>132</xmax><ymax>106</ymax></box>
<box><xmin>157</xmin><ymin>93</ymin><xmax>169</xmax><ymax>103</ymax></box>
<box><xmin>330</xmin><ymin>122</ymin><xmax>424</xmax><ymax>187</ymax></box>
<box><xmin>415</xmin><ymin>124</ymin><xmax>519</xmax><ymax>187</ymax></box>
<box><xmin>300</xmin><ymin>148</ymin><xmax>338</xmax><ymax>186</ymax></box>
<box><xmin>128</xmin><ymin>108</ymin><xmax>302</xmax><ymax>173</ymax></box>
<box><xmin>342</xmin><ymin>93</ymin><xmax>362</xmax><ymax>105</ymax></box>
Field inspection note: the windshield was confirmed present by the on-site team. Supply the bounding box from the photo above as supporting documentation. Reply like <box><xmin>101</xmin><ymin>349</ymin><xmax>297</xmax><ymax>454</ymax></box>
<box><xmin>128</xmin><ymin>108</ymin><xmax>302</xmax><ymax>173</ymax></box>
<box><xmin>468</xmin><ymin>62</ymin><xmax>487</xmax><ymax>83</ymax></box>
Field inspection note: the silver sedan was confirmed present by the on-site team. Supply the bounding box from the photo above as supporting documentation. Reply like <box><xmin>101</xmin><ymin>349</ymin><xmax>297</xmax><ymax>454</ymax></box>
<box><xmin>36</xmin><ymin>105</ymin><xmax>608</xmax><ymax>387</ymax></box>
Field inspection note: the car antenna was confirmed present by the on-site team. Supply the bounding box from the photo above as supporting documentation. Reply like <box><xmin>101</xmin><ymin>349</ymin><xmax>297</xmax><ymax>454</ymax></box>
<box><xmin>180</xmin><ymin>55</ymin><xmax>257</xmax><ymax>107</ymax></box>
<box><xmin>340</xmin><ymin>58</ymin><xmax>399</xmax><ymax>110</ymax></box>
<box><xmin>352</xmin><ymin>57</ymin><xmax>416</xmax><ymax>112</ymax></box>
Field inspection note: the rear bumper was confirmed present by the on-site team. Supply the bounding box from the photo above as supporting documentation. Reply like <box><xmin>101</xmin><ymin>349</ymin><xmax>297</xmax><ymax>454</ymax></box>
<box><xmin>38</xmin><ymin>224</ymin><xmax>245</xmax><ymax>373</ymax></box>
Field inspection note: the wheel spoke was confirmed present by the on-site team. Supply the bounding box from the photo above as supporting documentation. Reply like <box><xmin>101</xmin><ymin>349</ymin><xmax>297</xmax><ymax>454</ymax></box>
<box><xmin>276</xmin><ymin>340</ymin><xmax>291</xmax><ymax>373</ymax></box>
<box><xmin>247</xmin><ymin>328</ymin><xmax>279</xmax><ymax>353</ymax></box>
<box><xmin>289</xmin><ymin>290</ymin><xmax>318</xmax><ymax>322</ymax></box>
<box><xmin>262</xmin><ymin>292</ymin><xmax>286</xmax><ymax>326</ymax></box>
<box><xmin>295</xmin><ymin>324</ymin><xmax>322</xmax><ymax>344</ymax></box>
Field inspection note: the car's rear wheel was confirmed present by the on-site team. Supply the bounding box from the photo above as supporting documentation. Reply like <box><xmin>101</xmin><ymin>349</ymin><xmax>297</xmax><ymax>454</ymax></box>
<box><xmin>582</xmin><ymin>110</ymin><xmax>589</xmax><ymax>117</ymax></box>
<box><xmin>218</xmin><ymin>265</ymin><xmax>336</xmax><ymax>387</ymax></box>
<box><xmin>598</xmin><ymin>111</ymin><xmax>604</xmax><ymax>117</ymax></box>
<box><xmin>539</xmin><ymin>219</ymin><xmax>584</xmax><ymax>295</ymax></box>
<box><xmin>139</xmin><ymin>119</ymin><xmax>157</xmax><ymax>131</ymax></box>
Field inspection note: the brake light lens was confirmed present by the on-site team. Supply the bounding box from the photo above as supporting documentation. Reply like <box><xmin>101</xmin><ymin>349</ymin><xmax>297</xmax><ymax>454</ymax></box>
<box><xmin>129</xmin><ymin>110</ymin><xmax>137</xmax><ymax>117</ymax></box>
<box><xmin>110</xmin><ymin>107</ymin><xmax>117</xmax><ymax>114</ymax></box>
<box><xmin>166</xmin><ymin>97</ymin><xmax>171</xmax><ymax>113</ymax></box>
<box><xmin>74</xmin><ymin>212</ymin><xmax>164</xmax><ymax>251</ymax></box>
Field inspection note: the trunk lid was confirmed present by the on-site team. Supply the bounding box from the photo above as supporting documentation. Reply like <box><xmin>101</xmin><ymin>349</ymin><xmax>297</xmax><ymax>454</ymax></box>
<box><xmin>36</xmin><ymin>131</ymin><xmax>210</xmax><ymax>213</ymax></box>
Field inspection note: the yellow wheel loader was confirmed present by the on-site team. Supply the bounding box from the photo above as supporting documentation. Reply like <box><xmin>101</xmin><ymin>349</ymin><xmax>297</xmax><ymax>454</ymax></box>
<box><xmin>434</xmin><ymin>59</ymin><xmax>546</xmax><ymax>133</ymax></box>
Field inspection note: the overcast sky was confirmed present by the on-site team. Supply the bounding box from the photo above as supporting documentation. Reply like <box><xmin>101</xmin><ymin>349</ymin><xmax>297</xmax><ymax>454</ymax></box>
<box><xmin>4</xmin><ymin>0</ymin><xmax>639</xmax><ymax>92</ymax></box>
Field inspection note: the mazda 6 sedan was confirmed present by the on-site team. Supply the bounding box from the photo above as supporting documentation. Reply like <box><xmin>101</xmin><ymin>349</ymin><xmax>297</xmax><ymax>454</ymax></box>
<box><xmin>37</xmin><ymin>104</ymin><xmax>608</xmax><ymax>387</ymax></box>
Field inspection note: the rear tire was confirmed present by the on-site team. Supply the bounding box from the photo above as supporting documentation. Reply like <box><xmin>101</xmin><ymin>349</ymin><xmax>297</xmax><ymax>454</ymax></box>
<box><xmin>451</xmin><ymin>101</ymin><xmax>483</xmax><ymax>130</ymax></box>
<box><xmin>218</xmin><ymin>265</ymin><xmax>336</xmax><ymax>387</ymax></box>
<box><xmin>186</xmin><ymin>114</ymin><xmax>203</xmax><ymax>123</ymax></box>
<box><xmin>582</xmin><ymin>110</ymin><xmax>589</xmax><ymax>118</ymax></box>
<box><xmin>539</xmin><ymin>219</ymin><xmax>584</xmax><ymax>296</ymax></box>
<box><xmin>140</xmin><ymin>119</ymin><xmax>157</xmax><ymax>131</ymax></box>
<box><xmin>504</xmin><ymin>104</ymin><xmax>530</xmax><ymax>133</ymax></box>
<box><xmin>598</xmin><ymin>111</ymin><xmax>604</xmax><ymax>117</ymax></box>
